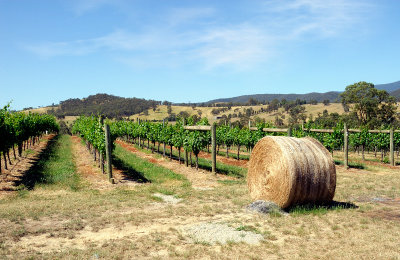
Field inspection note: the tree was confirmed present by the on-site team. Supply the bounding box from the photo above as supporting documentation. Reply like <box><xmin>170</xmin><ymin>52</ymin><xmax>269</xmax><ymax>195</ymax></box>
<box><xmin>268</xmin><ymin>99</ymin><xmax>280</xmax><ymax>112</ymax></box>
<box><xmin>322</xmin><ymin>99</ymin><xmax>330</xmax><ymax>106</ymax></box>
<box><xmin>288</xmin><ymin>105</ymin><xmax>306</xmax><ymax>126</ymax></box>
<box><xmin>167</xmin><ymin>105</ymin><xmax>172</xmax><ymax>115</ymax></box>
<box><xmin>340</xmin><ymin>81</ymin><xmax>396</xmax><ymax>126</ymax></box>
<box><xmin>274</xmin><ymin>115</ymin><xmax>284</xmax><ymax>127</ymax></box>
<box><xmin>247</xmin><ymin>98</ymin><xmax>259</xmax><ymax>106</ymax></box>
<box><xmin>178</xmin><ymin>111</ymin><xmax>190</xmax><ymax>119</ymax></box>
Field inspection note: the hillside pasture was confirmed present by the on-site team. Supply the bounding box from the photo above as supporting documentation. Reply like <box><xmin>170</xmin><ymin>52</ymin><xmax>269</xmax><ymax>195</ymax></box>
<box><xmin>22</xmin><ymin>102</ymin><xmax>400</xmax><ymax>127</ymax></box>
<box><xmin>128</xmin><ymin>103</ymin><xmax>346</xmax><ymax>124</ymax></box>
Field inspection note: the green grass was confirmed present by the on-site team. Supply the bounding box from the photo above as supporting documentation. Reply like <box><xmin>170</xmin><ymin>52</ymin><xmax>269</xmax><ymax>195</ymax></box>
<box><xmin>236</xmin><ymin>225</ymin><xmax>261</xmax><ymax>234</ymax></box>
<box><xmin>18</xmin><ymin>135</ymin><xmax>81</xmax><ymax>191</ymax></box>
<box><xmin>113</xmin><ymin>144</ymin><xmax>189</xmax><ymax>185</ymax></box>
<box><xmin>217</xmin><ymin>180</ymin><xmax>245</xmax><ymax>185</ymax></box>
<box><xmin>287</xmin><ymin>201</ymin><xmax>358</xmax><ymax>216</ymax></box>
<box><xmin>128</xmin><ymin>141</ymin><xmax>247</xmax><ymax>178</ymax></box>
<box><xmin>199</xmin><ymin>157</ymin><xmax>247</xmax><ymax>178</ymax></box>
<box><xmin>334</xmin><ymin>159</ymin><xmax>366</xmax><ymax>169</ymax></box>
<box><xmin>216</xmin><ymin>150</ymin><xmax>250</xmax><ymax>160</ymax></box>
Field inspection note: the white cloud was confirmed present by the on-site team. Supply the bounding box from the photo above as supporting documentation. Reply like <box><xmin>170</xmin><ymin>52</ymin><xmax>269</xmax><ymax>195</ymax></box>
<box><xmin>194</xmin><ymin>26</ymin><xmax>273</xmax><ymax>69</ymax></box>
<box><xmin>263</xmin><ymin>0</ymin><xmax>372</xmax><ymax>38</ymax></box>
<box><xmin>24</xmin><ymin>0</ymin><xmax>374</xmax><ymax>69</ymax></box>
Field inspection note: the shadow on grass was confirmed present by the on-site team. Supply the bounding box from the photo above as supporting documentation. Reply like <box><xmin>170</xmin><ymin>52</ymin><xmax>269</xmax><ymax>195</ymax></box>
<box><xmin>216</xmin><ymin>151</ymin><xmax>250</xmax><ymax>160</ymax></box>
<box><xmin>132</xmin><ymin>142</ymin><xmax>246</xmax><ymax>178</ymax></box>
<box><xmin>15</xmin><ymin>135</ymin><xmax>60</xmax><ymax>190</ymax></box>
<box><xmin>334</xmin><ymin>160</ymin><xmax>365</xmax><ymax>169</ymax></box>
<box><xmin>164</xmin><ymin>150</ymin><xmax>245</xmax><ymax>178</ymax></box>
<box><xmin>286</xmin><ymin>200</ymin><xmax>358</xmax><ymax>215</ymax></box>
<box><xmin>112</xmin><ymin>155</ymin><xmax>150</xmax><ymax>183</ymax></box>
<box><xmin>198</xmin><ymin>161</ymin><xmax>245</xmax><ymax>178</ymax></box>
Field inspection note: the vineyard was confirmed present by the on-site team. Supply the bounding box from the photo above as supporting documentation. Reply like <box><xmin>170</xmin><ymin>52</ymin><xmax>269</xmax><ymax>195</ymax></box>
<box><xmin>0</xmin><ymin>110</ymin><xmax>399</xmax><ymax>258</ymax></box>
<box><xmin>0</xmin><ymin>104</ymin><xmax>59</xmax><ymax>173</ymax></box>
<box><xmin>70</xmin><ymin>115</ymin><xmax>400</xmax><ymax>176</ymax></box>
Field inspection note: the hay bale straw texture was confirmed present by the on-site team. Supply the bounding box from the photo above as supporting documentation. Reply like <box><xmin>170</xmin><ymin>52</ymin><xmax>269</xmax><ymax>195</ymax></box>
<box><xmin>247</xmin><ymin>136</ymin><xmax>336</xmax><ymax>209</ymax></box>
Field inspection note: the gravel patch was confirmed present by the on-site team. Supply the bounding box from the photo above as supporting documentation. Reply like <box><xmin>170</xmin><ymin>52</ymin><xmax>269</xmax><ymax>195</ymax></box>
<box><xmin>185</xmin><ymin>223</ymin><xmax>264</xmax><ymax>245</ymax></box>
<box><xmin>153</xmin><ymin>193</ymin><xmax>183</xmax><ymax>204</ymax></box>
<box><xmin>246</xmin><ymin>200</ymin><xmax>288</xmax><ymax>216</ymax></box>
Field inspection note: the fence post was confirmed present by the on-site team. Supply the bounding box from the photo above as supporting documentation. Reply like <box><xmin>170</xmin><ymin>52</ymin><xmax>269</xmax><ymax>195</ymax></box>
<box><xmin>99</xmin><ymin>116</ymin><xmax>105</xmax><ymax>174</ymax></box>
<box><xmin>183</xmin><ymin>118</ymin><xmax>188</xmax><ymax>166</ymax></box>
<box><xmin>344</xmin><ymin>123</ymin><xmax>349</xmax><ymax>169</ymax></box>
<box><xmin>138</xmin><ymin>118</ymin><xmax>141</xmax><ymax>148</ymax></box>
<box><xmin>212</xmin><ymin>123</ymin><xmax>217</xmax><ymax>174</ymax></box>
<box><xmin>390</xmin><ymin>127</ymin><xmax>394</xmax><ymax>166</ymax></box>
<box><xmin>287</xmin><ymin>127</ymin><xmax>292</xmax><ymax>137</ymax></box>
<box><xmin>105</xmin><ymin>124</ymin><xmax>114</xmax><ymax>184</ymax></box>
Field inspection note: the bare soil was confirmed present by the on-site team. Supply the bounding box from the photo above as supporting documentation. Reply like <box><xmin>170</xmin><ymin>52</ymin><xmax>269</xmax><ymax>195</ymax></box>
<box><xmin>116</xmin><ymin>140</ymin><xmax>236</xmax><ymax>189</ymax></box>
<box><xmin>0</xmin><ymin>135</ymin><xmax>54</xmax><ymax>196</ymax></box>
<box><xmin>126</xmin><ymin>140</ymin><xmax>249</xmax><ymax>168</ymax></box>
<box><xmin>198</xmin><ymin>150</ymin><xmax>248</xmax><ymax>168</ymax></box>
<box><xmin>71</xmin><ymin>136</ymin><xmax>141</xmax><ymax>189</ymax></box>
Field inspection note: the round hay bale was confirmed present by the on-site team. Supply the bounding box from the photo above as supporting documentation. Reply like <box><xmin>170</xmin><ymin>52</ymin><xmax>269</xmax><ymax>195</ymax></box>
<box><xmin>247</xmin><ymin>136</ymin><xmax>336</xmax><ymax>209</ymax></box>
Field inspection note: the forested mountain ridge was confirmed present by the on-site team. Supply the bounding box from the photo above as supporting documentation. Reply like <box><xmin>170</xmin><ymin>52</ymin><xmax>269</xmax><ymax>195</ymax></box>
<box><xmin>375</xmin><ymin>81</ymin><xmax>400</xmax><ymax>93</ymax></box>
<box><xmin>206</xmin><ymin>81</ymin><xmax>400</xmax><ymax>104</ymax></box>
<box><xmin>48</xmin><ymin>94</ymin><xmax>160</xmax><ymax>118</ymax></box>
<box><xmin>206</xmin><ymin>91</ymin><xmax>341</xmax><ymax>104</ymax></box>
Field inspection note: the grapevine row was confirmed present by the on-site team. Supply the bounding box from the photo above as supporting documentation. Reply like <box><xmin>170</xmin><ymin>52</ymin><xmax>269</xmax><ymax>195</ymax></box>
<box><xmin>72</xmin><ymin>116</ymin><xmax>400</xmax><ymax>172</ymax></box>
<box><xmin>0</xmin><ymin>104</ymin><xmax>59</xmax><ymax>173</ymax></box>
<box><xmin>71</xmin><ymin>116</ymin><xmax>119</xmax><ymax>173</ymax></box>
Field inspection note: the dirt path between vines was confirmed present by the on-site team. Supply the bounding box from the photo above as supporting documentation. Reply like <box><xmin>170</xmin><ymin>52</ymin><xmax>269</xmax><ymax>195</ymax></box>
<box><xmin>124</xmin><ymin>140</ymin><xmax>249</xmax><ymax>168</ymax></box>
<box><xmin>197</xmin><ymin>150</ymin><xmax>248</xmax><ymax>168</ymax></box>
<box><xmin>0</xmin><ymin>135</ymin><xmax>54</xmax><ymax>197</ymax></box>
<box><xmin>116</xmin><ymin>140</ymin><xmax>237</xmax><ymax>190</ymax></box>
<box><xmin>70</xmin><ymin>136</ymin><xmax>141</xmax><ymax>189</ymax></box>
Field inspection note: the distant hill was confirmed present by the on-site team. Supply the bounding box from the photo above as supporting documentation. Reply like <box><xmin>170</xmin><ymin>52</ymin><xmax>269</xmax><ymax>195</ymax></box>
<box><xmin>375</xmin><ymin>81</ymin><xmax>400</xmax><ymax>93</ymax></box>
<box><xmin>206</xmin><ymin>91</ymin><xmax>341</xmax><ymax>104</ymax></box>
<box><xmin>49</xmin><ymin>93</ymin><xmax>160</xmax><ymax>118</ymax></box>
<box><xmin>206</xmin><ymin>81</ymin><xmax>400</xmax><ymax>105</ymax></box>
<box><xmin>390</xmin><ymin>88</ymin><xmax>400</xmax><ymax>99</ymax></box>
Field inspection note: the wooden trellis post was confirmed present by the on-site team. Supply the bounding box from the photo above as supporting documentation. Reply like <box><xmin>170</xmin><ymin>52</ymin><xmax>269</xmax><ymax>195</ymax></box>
<box><xmin>344</xmin><ymin>123</ymin><xmax>349</xmax><ymax>169</ymax></box>
<box><xmin>183</xmin><ymin>125</ymin><xmax>216</xmax><ymax>173</ymax></box>
<box><xmin>105</xmin><ymin>124</ymin><xmax>114</xmax><ymax>184</ymax></box>
<box><xmin>390</xmin><ymin>128</ymin><xmax>394</xmax><ymax>166</ymax></box>
<box><xmin>99</xmin><ymin>116</ymin><xmax>105</xmax><ymax>173</ymax></box>
<box><xmin>287</xmin><ymin>127</ymin><xmax>292</xmax><ymax>137</ymax></box>
<box><xmin>211</xmin><ymin>123</ymin><xmax>217</xmax><ymax>174</ymax></box>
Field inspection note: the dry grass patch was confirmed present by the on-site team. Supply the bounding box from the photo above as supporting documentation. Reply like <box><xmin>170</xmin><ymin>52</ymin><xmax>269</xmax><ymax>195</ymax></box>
<box><xmin>1</xmin><ymin>141</ymin><xmax>400</xmax><ymax>259</ymax></box>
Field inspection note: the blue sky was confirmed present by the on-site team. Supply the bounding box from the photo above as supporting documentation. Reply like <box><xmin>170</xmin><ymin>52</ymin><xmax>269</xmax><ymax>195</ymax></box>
<box><xmin>1</xmin><ymin>0</ymin><xmax>399</xmax><ymax>110</ymax></box>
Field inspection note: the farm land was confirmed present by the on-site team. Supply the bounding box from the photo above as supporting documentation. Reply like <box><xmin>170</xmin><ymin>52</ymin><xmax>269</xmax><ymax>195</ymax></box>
<box><xmin>0</xmin><ymin>130</ymin><xmax>399</xmax><ymax>259</ymax></box>
<box><xmin>26</xmin><ymin>103</ymin><xmax>349</xmax><ymax>125</ymax></box>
